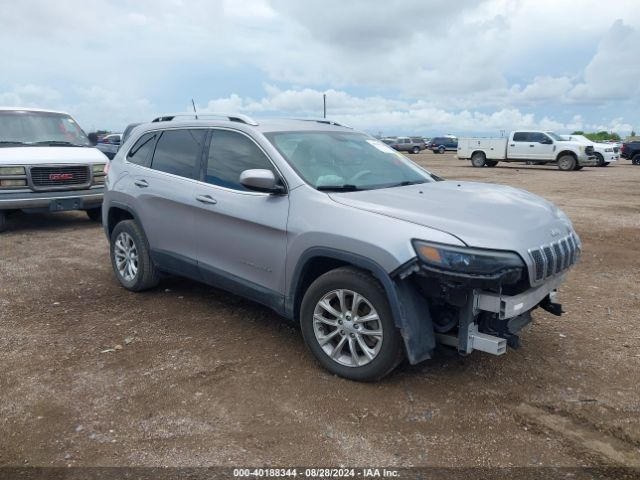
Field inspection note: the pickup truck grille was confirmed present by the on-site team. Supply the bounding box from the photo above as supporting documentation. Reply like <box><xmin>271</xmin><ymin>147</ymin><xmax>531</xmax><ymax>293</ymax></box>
<box><xmin>613</xmin><ymin>146</ymin><xmax>619</xmax><ymax>153</ymax></box>
<box><xmin>528</xmin><ymin>233</ymin><xmax>580</xmax><ymax>283</ymax></box>
<box><xmin>30</xmin><ymin>166</ymin><xmax>90</xmax><ymax>189</ymax></box>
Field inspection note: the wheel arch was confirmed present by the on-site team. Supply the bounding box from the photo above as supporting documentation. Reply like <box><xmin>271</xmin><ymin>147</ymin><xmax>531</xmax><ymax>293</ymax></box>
<box><xmin>105</xmin><ymin>202</ymin><xmax>139</xmax><ymax>238</ymax></box>
<box><xmin>556</xmin><ymin>150</ymin><xmax>577</xmax><ymax>161</ymax></box>
<box><xmin>287</xmin><ymin>247</ymin><xmax>436</xmax><ymax>364</ymax></box>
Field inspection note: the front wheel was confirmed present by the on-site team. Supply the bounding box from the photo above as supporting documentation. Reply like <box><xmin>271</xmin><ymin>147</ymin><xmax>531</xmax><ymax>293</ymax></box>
<box><xmin>557</xmin><ymin>155</ymin><xmax>576</xmax><ymax>171</ymax></box>
<box><xmin>110</xmin><ymin>220</ymin><xmax>160</xmax><ymax>291</ymax></box>
<box><xmin>300</xmin><ymin>267</ymin><xmax>403</xmax><ymax>381</ymax></box>
<box><xmin>632</xmin><ymin>155</ymin><xmax>640</xmax><ymax>165</ymax></box>
<box><xmin>411</xmin><ymin>146</ymin><xmax>420</xmax><ymax>154</ymax></box>
<box><xmin>595</xmin><ymin>153</ymin><xmax>605</xmax><ymax>167</ymax></box>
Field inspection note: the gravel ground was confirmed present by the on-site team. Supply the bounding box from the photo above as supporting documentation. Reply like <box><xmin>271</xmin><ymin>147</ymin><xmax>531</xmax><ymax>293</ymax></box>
<box><xmin>1</xmin><ymin>154</ymin><xmax>639</xmax><ymax>468</ymax></box>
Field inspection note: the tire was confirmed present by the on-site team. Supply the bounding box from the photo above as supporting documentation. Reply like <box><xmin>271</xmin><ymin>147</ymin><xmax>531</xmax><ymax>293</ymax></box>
<box><xmin>632</xmin><ymin>155</ymin><xmax>640</xmax><ymax>165</ymax></box>
<box><xmin>603</xmin><ymin>162</ymin><xmax>610</xmax><ymax>166</ymax></box>
<box><xmin>0</xmin><ymin>211</ymin><xmax>6</xmax><ymax>233</ymax></box>
<box><xmin>438</xmin><ymin>146</ymin><xmax>445</xmax><ymax>154</ymax></box>
<box><xmin>485</xmin><ymin>160</ymin><xmax>499</xmax><ymax>167</ymax></box>
<box><xmin>595</xmin><ymin>152</ymin><xmax>605</xmax><ymax>167</ymax></box>
<box><xmin>471</xmin><ymin>152</ymin><xmax>486</xmax><ymax>168</ymax></box>
<box><xmin>86</xmin><ymin>207</ymin><xmax>102</xmax><ymax>222</ymax></box>
<box><xmin>300</xmin><ymin>267</ymin><xmax>403</xmax><ymax>382</ymax></box>
<box><xmin>573</xmin><ymin>165</ymin><xmax>584</xmax><ymax>171</ymax></box>
<box><xmin>109</xmin><ymin>219</ymin><xmax>160</xmax><ymax>291</ymax></box>
<box><xmin>557</xmin><ymin>155</ymin><xmax>576</xmax><ymax>171</ymax></box>
<box><xmin>411</xmin><ymin>146</ymin><xmax>420</xmax><ymax>154</ymax></box>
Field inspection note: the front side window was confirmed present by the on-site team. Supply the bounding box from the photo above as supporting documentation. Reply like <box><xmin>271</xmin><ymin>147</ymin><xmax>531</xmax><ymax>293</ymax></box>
<box><xmin>150</xmin><ymin>129</ymin><xmax>206</xmax><ymax>179</ymax></box>
<box><xmin>529</xmin><ymin>132</ymin><xmax>549</xmax><ymax>143</ymax></box>
<box><xmin>206</xmin><ymin>129</ymin><xmax>275</xmax><ymax>191</ymax></box>
<box><xmin>0</xmin><ymin>110</ymin><xmax>91</xmax><ymax>147</ymax></box>
<box><xmin>265</xmin><ymin>131</ymin><xmax>434</xmax><ymax>191</ymax></box>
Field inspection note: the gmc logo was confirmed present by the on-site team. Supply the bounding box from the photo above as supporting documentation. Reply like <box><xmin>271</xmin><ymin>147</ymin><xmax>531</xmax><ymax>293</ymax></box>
<box><xmin>49</xmin><ymin>173</ymin><xmax>73</xmax><ymax>181</ymax></box>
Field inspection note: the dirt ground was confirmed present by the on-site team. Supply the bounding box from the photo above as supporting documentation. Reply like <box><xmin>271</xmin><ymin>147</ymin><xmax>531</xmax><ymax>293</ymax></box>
<box><xmin>1</xmin><ymin>154</ymin><xmax>639</xmax><ymax>469</ymax></box>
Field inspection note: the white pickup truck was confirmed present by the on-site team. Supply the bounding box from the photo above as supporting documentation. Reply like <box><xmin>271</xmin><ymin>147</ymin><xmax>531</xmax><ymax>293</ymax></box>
<box><xmin>561</xmin><ymin>134</ymin><xmax>618</xmax><ymax>167</ymax></box>
<box><xmin>457</xmin><ymin>130</ymin><xmax>597</xmax><ymax>171</ymax></box>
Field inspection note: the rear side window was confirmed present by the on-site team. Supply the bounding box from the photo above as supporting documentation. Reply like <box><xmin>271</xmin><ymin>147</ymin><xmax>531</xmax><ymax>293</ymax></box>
<box><xmin>206</xmin><ymin>130</ymin><xmax>274</xmax><ymax>191</ymax></box>
<box><xmin>150</xmin><ymin>129</ymin><xmax>206</xmax><ymax>179</ymax></box>
<box><xmin>513</xmin><ymin>132</ymin><xmax>528</xmax><ymax>142</ymax></box>
<box><xmin>127</xmin><ymin>132</ymin><xmax>157</xmax><ymax>167</ymax></box>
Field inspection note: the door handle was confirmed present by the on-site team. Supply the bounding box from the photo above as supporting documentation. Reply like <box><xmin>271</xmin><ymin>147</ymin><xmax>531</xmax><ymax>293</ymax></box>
<box><xmin>510</xmin><ymin>144</ymin><xmax>515</xmax><ymax>147</ymax></box>
<box><xmin>134</xmin><ymin>179</ymin><xmax>149</xmax><ymax>188</ymax></box>
<box><xmin>529</xmin><ymin>144</ymin><xmax>535</xmax><ymax>147</ymax></box>
<box><xmin>196</xmin><ymin>194</ymin><xmax>217</xmax><ymax>205</ymax></box>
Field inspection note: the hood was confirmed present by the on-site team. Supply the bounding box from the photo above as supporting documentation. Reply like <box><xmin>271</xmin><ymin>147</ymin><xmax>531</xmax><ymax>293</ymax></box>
<box><xmin>0</xmin><ymin>146</ymin><xmax>108</xmax><ymax>165</ymax></box>
<box><xmin>329</xmin><ymin>181</ymin><xmax>573</xmax><ymax>251</ymax></box>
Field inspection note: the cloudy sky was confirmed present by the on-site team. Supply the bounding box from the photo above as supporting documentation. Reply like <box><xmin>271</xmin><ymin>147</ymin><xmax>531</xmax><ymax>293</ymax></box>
<box><xmin>1</xmin><ymin>0</ymin><xmax>639</xmax><ymax>136</ymax></box>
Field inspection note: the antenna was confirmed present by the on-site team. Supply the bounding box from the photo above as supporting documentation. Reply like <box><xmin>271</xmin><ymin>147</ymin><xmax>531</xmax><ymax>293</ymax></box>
<box><xmin>191</xmin><ymin>99</ymin><xmax>198</xmax><ymax>120</ymax></box>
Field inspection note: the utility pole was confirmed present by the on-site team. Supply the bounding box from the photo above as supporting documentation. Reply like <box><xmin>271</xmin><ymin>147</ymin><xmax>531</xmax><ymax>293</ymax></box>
<box><xmin>323</xmin><ymin>93</ymin><xmax>326</xmax><ymax>119</ymax></box>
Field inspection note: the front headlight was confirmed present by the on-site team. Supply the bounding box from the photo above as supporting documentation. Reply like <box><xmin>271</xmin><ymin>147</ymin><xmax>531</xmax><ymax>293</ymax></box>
<box><xmin>0</xmin><ymin>166</ymin><xmax>26</xmax><ymax>175</ymax></box>
<box><xmin>412</xmin><ymin>240</ymin><xmax>524</xmax><ymax>276</ymax></box>
<box><xmin>92</xmin><ymin>163</ymin><xmax>106</xmax><ymax>173</ymax></box>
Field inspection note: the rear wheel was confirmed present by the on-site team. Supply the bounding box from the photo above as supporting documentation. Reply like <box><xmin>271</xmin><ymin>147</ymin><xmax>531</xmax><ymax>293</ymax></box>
<box><xmin>573</xmin><ymin>165</ymin><xmax>584</xmax><ymax>171</ymax></box>
<box><xmin>110</xmin><ymin>220</ymin><xmax>160</xmax><ymax>291</ymax></box>
<box><xmin>438</xmin><ymin>146</ymin><xmax>445</xmax><ymax>154</ymax></box>
<box><xmin>595</xmin><ymin>152</ymin><xmax>605</xmax><ymax>167</ymax></box>
<box><xmin>411</xmin><ymin>146</ymin><xmax>420</xmax><ymax>154</ymax></box>
<box><xmin>471</xmin><ymin>152</ymin><xmax>486</xmax><ymax>167</ymax></box>
<box><xmin>632</xmin><ymin>155</ymin><xmax>640</xmax><ymax>165</ymax></box>
<box><xmin>557</xmin><ymin>155</ymin><xmax>576</xmax><ymax>171</ymax></box>
<box><xmin>300</xmin><ymin>267</ymin><xmax>403</xmax><ymax>381</ymax></box>
<box><xmin>0</xmin><ymin>211</ymin><xmax>6</xmax><ymax>233</ymax></box>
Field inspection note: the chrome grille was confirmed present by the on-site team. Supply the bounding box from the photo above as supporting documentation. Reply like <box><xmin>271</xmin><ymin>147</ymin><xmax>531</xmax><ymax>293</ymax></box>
<box><xmin>528</xmin><ymin>233</ymin><xmax>580</xmax><ymax>284</ymax></box>
<box><xmin>30</xmin><ymin>166</ymin><xmax>90</xmax><ymax>189</ymax></box>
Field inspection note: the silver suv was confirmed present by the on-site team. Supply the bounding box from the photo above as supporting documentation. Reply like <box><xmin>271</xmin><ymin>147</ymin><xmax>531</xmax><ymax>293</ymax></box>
<box><xmin>103</xmin><ymin>113</ymin><xmax>580</xmax><ymax>381</ymax></box>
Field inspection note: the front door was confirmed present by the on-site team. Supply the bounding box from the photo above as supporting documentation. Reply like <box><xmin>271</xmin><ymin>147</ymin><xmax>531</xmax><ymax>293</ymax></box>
<box><xmin>193</xmin><ymin>128</ymin><xmax>289</xmax><ymax>310</ymax></box>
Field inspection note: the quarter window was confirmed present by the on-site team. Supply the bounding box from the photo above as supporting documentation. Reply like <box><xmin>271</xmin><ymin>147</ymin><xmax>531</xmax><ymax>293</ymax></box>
<box><xmin>127</xmin><ymin>132</ymin><xmax>157</xmax><ymax>167</ymax></box>
<box><xmin>206</xmin><ymin>130</ymin><xmax>275</xmax><ymax>191</ymax></box>
<box><xmin>150</xmin><ymin>129</ymin><xmax>205</xmax><ymax>179</ymax></box>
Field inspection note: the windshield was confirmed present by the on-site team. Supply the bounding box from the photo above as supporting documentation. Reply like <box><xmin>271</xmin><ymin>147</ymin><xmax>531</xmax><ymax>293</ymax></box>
<box><xmin>0</xmin><ymin>110</ymin><xmax>91</xmax><ymax>147</ymax></box>
<box><xmin>265</xmin><ymin>131</ymin><xmax>434</xmax><ymax>190</ymax></box>
<box><xmin>545</xmin><ymin>131</ymin><xmax>564</xmax><ymax>141</ymax></box>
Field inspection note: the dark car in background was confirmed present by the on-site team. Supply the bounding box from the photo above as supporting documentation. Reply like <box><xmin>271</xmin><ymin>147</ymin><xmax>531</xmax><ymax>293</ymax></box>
<box><xmin>429</xmin><ymin>136</ymin><xmax>458</xmax><ymax>154</ymax></box>
<box><xmin>620</xmin><ymin>141</ymin><xmax>640</xmax><ymax>165</ymax></box>
<box><xmin>96</xmin><ymin>133</ymin><xmax>122</xmax><ymax>160</ymax></box>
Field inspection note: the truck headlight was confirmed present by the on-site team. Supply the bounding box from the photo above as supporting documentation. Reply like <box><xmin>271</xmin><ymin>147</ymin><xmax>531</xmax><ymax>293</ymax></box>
<box><xmin>92</xmin><ymin>163</ymin><xmax>106</xmax><ymax>173</ymax></box>
<box><xmin>0</xmin><ymin>166</ymin><xmax>26</xmax><ymax>175</ymax></box>
<box><xmin>412</xmin><ymin>240</ymin><xmax>524</xmax><ymax>276</ymax></box>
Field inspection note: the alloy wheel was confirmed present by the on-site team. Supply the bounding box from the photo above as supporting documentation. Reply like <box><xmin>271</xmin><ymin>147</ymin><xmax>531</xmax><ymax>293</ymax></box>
<box><xmin>114</xmin><ymin>231</ymin><xmax>139</xmax><ymax>282</ymax></box>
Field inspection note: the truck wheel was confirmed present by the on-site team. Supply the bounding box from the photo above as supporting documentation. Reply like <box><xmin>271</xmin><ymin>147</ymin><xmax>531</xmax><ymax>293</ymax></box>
<box><xmin>632</xmin><ymin>155</ymin><xmax>640</xmax><ymax>165</ymax></box>
<box><xmin>86</xmin><ymin>207</ymin><xmax>102</xmax><ymax>222</ymax></box>
<box><xmin>595</xmin><ymin>153</ymin><xmax>605</xmax><ymax>167</ymax></box>
<box><xmin>573</xmin><ymin>165</ymin><xmax>584</xmax><ymax>171</ymax></box>
<box><xmin>485</xmin><ymin>160</ymin><xmax>499</xmax><ymax>167</ymax></box>
<box><xmin>471</xmin><ymin>152</ymin><xmax>486</xmax><ymax>167</ymax></box>
<box><xmin>438</xmin><ymin>146</ymin><xmax>445</xmax><ymax>154</ymax></box>
<box><xmin>557</xmin><ymin>155</ymin><xmax>576</xmax><ymax>171</ymax></box>
<box><xmin>0</xmin><ymin>211</ymin><xmax>7</xmax><ymax>233</ymax></box>
<box><xmin>300</xmin><ymin>267</ymin><xmax>403</xmax><ymax>382</ymax></box>
<box><xmin>411</xmin><ymin>146</ymin><xmax>420</xmax><ymax>154</ymax></box>
<box><xmin>109</xmin><ymin>220</ymin><xmax>160</xmax><ymax>291</ymax></box>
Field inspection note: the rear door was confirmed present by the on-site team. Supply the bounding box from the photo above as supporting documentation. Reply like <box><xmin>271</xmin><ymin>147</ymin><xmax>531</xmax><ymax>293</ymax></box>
<box><xmin>508</xmin><ymin>132</ymin><xmax>532</xmax><ymax>160</ymax></box>
<box><xmin>131</xmin><ymin>128</ymin><xmax>207</xmax><ymax>277</ymax></box>
<box><xmin>193</xmin><ymin>128</ymin><xmax>289</xmax><ymax>307</ymax></box>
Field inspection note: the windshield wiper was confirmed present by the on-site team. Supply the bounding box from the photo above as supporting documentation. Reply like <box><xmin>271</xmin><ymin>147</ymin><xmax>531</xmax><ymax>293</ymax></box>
<box><xmin>317</xmin><ymin>184</ymin><xmax>360</xmax><ymax>192</ymax></box>
<box><xmin>0</xmin><ymin>140</ymin><xmax>27</xmax><ymax>145</ymax></box>
<box><xmin>385</xmin><ymin>180</ymin><xmax>429</xmax><ymax>188</ymax></box>
<box><xmin>34</xmin><ymin>140</ymin><xmax>87</xmax><ymax>147</ymax></box>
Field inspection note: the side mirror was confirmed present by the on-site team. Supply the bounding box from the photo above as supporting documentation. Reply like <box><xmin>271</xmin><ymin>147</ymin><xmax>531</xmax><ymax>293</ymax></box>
<box><xmin>240</xmin><ymin>169</ymin><xmax>285</xmax><ymax>194</ymax></box>
<box><xmin>542</xmin><ymin>138</ymin><xmax>553</xmax><ymax>145</ymax></box>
